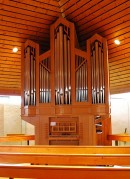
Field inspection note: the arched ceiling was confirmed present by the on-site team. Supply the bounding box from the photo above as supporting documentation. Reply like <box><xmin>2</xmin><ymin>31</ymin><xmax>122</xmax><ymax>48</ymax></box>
<box><xmin>0</xmin><ymin>0</ymin><xmax>130</xmax><ymax>95</ymax></box>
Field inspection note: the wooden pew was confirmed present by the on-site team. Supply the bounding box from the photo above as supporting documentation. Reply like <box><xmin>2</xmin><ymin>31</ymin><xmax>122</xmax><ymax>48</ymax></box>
<box><xmin>0</xmin><ymin>146</ymin><xmax>130</xmax><ymax>166</ymax></box>
<box><xmin>108</xmin><ymin>134</ymin><xmax>130</xmax><ymax>146</ymax></box>
<box><xmin>0</xmin><ymin>145</ymin><xmax>130</xmax><ymax>154</ymax></box>
<box><xmin>0</xmin><ymin>164</ymin><xmax>130</xmax><ymax>179</ymax></box>
<box><xmin>0</xmin><ymin>134</ymin><xmax>35</xmax><ymax>145</ymax></box>
<box><xmin>0</xmin><ymin>146</ymin><xmax>130</xmax><ymax>178</ymax></box>
<box><xmin>0</xmin><ymin>151</ymin><xmax>130</xmax><ymax>166</ymax></box>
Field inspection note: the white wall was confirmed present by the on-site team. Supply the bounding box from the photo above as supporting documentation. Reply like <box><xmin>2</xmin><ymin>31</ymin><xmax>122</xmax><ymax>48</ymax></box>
<box><xmin>0</xmin><ymin>96</ymin><xmax>34</xmax><ymax>145</ymax></box>
<box><xmin>111</xmin><ymin>93</ymin><xmax>130</xmax><ymax>146</ymax></box>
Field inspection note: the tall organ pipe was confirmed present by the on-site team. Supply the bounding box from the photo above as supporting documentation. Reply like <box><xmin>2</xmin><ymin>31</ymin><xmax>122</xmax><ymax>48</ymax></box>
<box><xmin>67</xmin><ymin>37</ymin><xmax>71</xmax><ymax>104</ymax></box>
<box><xmin>64</xmin><ymin>33</ymin><xmax>68</xmax><ymax>104</ymax></box>
<box><xmin>59</xmin><ymin>25</ymin><xmax>64</xmax><ymax>104</ymax></box>
<box><xmin>95</xmin><ymin>41</ymin><xmax>99</xmax><ymax>103</ymax></box>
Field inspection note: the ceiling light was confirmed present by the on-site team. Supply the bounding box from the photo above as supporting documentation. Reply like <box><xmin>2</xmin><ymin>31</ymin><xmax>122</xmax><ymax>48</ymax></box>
<box><xmin>12</xmin><ymin>47</ymin><xmax>18</xmax><ymax>53</ymax></box>
<box><xmin>114</xmin><ymin>39</ymin><xmax>120</xmax><ymax>45</ymax></box>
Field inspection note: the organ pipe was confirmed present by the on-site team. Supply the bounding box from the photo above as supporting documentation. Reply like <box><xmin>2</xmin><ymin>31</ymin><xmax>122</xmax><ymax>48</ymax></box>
<box><xmin>39</xmin><ymin>58</ymin><xmax>51</xmax><ymax>103</ymax></box>
<box><xmin>75</xmin><ymin>56</ymin><xmax>88</xmax><ymax>102</ymax></box>
<box><xmin>91</xmin><ymin>40</ymin><xmax>105</xmax><ymax>104</ymax></box>
<box><xmin>24</xmin><ymin>46</ymin><xmax>36</xmax><ymax>106</ymax></box>
<box><xmin>54</xmin><ymin>24</ymin><xmax>71</xmax><ymax>105</ymax></box>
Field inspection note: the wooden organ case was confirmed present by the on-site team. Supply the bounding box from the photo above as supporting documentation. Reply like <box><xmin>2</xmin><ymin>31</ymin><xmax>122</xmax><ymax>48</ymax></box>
<box><xmin>21</xmin><ymin>18</ymin><xmax>111</xmax><ymax>146</ymax></box>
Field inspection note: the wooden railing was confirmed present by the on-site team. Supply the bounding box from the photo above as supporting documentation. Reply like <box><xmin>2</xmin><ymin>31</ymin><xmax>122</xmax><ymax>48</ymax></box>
<box><xmin>108</xmin><ymin>134</ymin><xmax>130</xmax><ymax>146</ymax></box>
<box><xmin>0</xmin><ymin>134</ymin><xmax>35</xmax><ymax>145</ymax></box>
<box><xmin>0</xmin><ymin>146</ymin><xmax>130</xmax><ymax>178</ymax></box>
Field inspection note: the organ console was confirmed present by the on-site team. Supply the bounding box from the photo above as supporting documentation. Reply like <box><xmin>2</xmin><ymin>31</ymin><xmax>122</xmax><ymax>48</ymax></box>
<box><xmin>21</xmin><ymin>17</ymin><xmax>111</xmax><ymax>145</ymax></box>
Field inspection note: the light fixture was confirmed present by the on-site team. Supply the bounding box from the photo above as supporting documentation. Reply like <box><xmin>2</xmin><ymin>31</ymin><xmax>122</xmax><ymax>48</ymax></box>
<box><xmin>114</xmin><ymin>39</ymin><xmax>120</xmax><ymax>45</ymax></box>
<box><xmin>12</xmin><ymin>47</ymin><xmax>18</xmax><ymax>53</ymax></box>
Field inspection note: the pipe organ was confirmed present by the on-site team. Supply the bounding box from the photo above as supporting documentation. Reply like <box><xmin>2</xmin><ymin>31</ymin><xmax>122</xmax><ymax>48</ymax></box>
<box><xmin>21</xmin><ymin>18</ymin><xmax>111</xmax><ymax>146</ymax></box>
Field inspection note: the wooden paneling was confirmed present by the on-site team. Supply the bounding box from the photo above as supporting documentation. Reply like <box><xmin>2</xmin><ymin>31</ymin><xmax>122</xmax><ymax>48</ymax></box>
<box><xmin>0</xmin><ymin>0</ymin><xmax>129</xmax><ymax>95</ymax></box>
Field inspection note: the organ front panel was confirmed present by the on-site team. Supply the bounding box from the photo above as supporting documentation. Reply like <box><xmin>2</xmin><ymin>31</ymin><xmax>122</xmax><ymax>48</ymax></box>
<box><xmin>21</xmin><ymin>18</ymin><xmax>111</xmax><ymax>146</ymax></box>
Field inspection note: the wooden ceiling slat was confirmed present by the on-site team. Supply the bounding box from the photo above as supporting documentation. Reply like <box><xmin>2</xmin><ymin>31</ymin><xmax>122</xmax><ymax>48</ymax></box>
<box><xmin>110</xmin><ymin>77</ymin><xmax>130</xmax><ymax>84</ymax></box>
<box><xmin>109</xmin><ymin>43</ymin><xmax>130</xmax><ymax>56</ymax></box>
<box><xmin>79</xmin><ymin>10</ymin><xmax>129</xmax><ymax>41</ymax></box>
<box><xmin>0</xmin><ymin>84</ymin><xmax>21</xmax><ymax>88</ymax></box>
<box><xmin>0</xmin><ymin>21</ymin><xmax>49</xmax><ymax>40</ymax></box>
<box><xmin>0</xmin><ymin>23</ymin><xmax>49</xmax><ymax>39</ymax></box>
<box><xmin>0</xmin><ymin>64</ymin><xmax>21</xmax><ymax>70</ymax></box>
<box><xmin>108</xmin><ymin>52</ymin><xmax>130</xmax><ymax>62</ymax></box>
<box><xmin>110</xmin><ymin>86</ymin><xmax>130</xmax><ymax>94</ymax></box>
<box><xmin>0</xmin><ymin>74</ymin><xmax>21</xmax><ymax>79</ymax></box>
<box><xmin>65</xmin><ymin>0</ymin><xmax>102</xmax><ymax>19</ymax></box>
<box><xmin>59</xmin><ymin>0</ymin><xmax>70</xmax><ymax>7</ymax></box>
<box><xmin>10</xmin><ymin>0</ymin><xmax>60</xmax><ymax>12</ymax></box>
<box><xmin>108</xmin><ymin>48</ymin><xmax>130</xmax><ymax>59</ymax></box>
<box><xmin>0</xmin><ymin>30</ymin><xmax>49</xmax><ymax>44</ymax></box>
<box><xmin>80</xmin><ymin>16</ymin><xmax>129</xmax><ymax>43</ymax></box>
<box><xmin>109</xmin><ymin>61</ymin><xmax>130</xmax><ymax>70</ymax></box>
<box><xmin>0</xmin><ymin>56</ymin><xmax>21</xmax><ymax>63</ymax></box>
<box><xmin>0</xmin><ymin>48</ymin><xmax>21</xmax><ymax>56</ymax></box>
<box><xmin>1</xmin><ymin>0</ymin><xmax>60</xmax><ymax>17</ymax></box>
<box><xmin>108</xmin><ymin>37</ymin><xmax>130</xmax><ymax>50</ymax></box>
<box><xmin>76</xmin><ymin>0</ymin><xmax>128</xmax><ymax>32</ymax></box>
<box><xmin>0</xmin><ymin>9</ymin><xmax>52</xmax><ymax>26</ymax></box>
<box><xmin>0</xmin><ymin>81</ymin><xmax>20</xmax><ymax>86</ymax></box>
<box><xmin>0</xmin><ymin>88</ymin><xmax>21</xmax><ymax>95</ymax></box>
<box><xmin>0</xmin><ymin>44</ymin><xmax>21</xmax><ymax>53</ymax></box>
<box><xmin>110</xmin><ymin>70</ymin><xmax>130</xmax><ymax>77</ymax></box>
<box><xmin>111</xmin><ymin>85</ymin><xmax>130</xmax><ymax>90</ymax></box>
<box><xmin>0</xmin><ymin>78</ymin><xmax>20</xmax><ymax>82</ymax></box>
<box><xmin>61</xmin><ymin>0</ymin><xmax>91</xmax><ymax>14</ymax></box>
<box><xmin>110</xmin><ymin>81</ymin><xmax>130</xmax><ymax>88</ymax></box>
<box><xmin>109</xmin><ymin>58</ymin><xmax>130</xmax><ymax>67</ymax></box>
<box><xmin>101</xmin><ymin>21</ymin><xmax>130</xmax><ymax>41</ymax></box>
<box><xmin>1</xmin><ymin>14</ymin><xmax>50</xmax><ymax>31</ymax></box>
<box><xmin>110</xmin><ymin>74</ymin><xmax>130</xmax><ymax>80</ymax></box>
<box><xmin>0</xmin><ymin>60</ymin><xmax>20</xmax><ymax>66</ymax></box>
<box><xmin>109</xmin><ymin>66</ymin><xmax>130</xmax><ymax>74</ymax></box>
<box><xmin>35</xmin><ymin>0</ymin><xmax>59</xmax><ymax>7</ymax></box>
<box><xmin>0</xmin><ymin>36</ymin><xmax>49</xmax><ymax>50</ymax></box>
<box><xmin>0</xmin><ymin>4</ymin><xmax>56</xmax><ymax>22</ymax></box>
<box><xmin>0</xmin><ymin>40</ymin><xmax>22</xmax><ymax>48</ymax></box>
<box><xmin>0</xmin><ymin>71</ymin><xmax>21</xmax><ymax>75</ymax></box>
<box><xmin>107</xmin><ymin>33</ymin><xmax>130</xmax><ymax>46</ymax></box>
<box><xmin>0</xmin><ymin>67</ymin><xmax>21</xmax><ymax>73</ymax></box>
<box><xmin>0</xmin><ymin>78</ymin><xmax>20</xmax><ymax>83</ymax></box>
<box><xmin>106</xmin><ymin>26</ymin><xmax>130</xmax><ymax>44</ymax></box>
<box><xmin>0</xmin><ymin>53</ymin><xmax>20</xmax><ymax>59</ymax></box>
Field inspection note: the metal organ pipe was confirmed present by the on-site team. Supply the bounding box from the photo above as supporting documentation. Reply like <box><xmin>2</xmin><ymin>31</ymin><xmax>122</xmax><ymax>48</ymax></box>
<box><xmin>75</xmin><ymin>55</ymin><xmax>88</xmax><ymax>102</ymax></box>
<box><xmin>59</xmin><ymin>25</ymin><xmax>64</xmax><ymax>104</ymax></box>
<box><xmin>39</xmin><ymin>57</ymin><xmax>51</xmax><ymax>104</ymax></box>
<box><xmin>91</xmin><ymin>40</ymin><xmax>105</xmax><ymax>104</ymax></box>
<box><xmin>101</xmin><ymin>48</ymin><xmax>105</xmax><ymax>103</ymax></box>
<box><xmin>67</xmin><ymin>36</ymin><xmax>71</xmax><ymax>105</ymax></box>
<box><xmin>55</xmin><ymin>37</ymin><xmax>58</xmax><ymax>104</ymax></box>
<box><xmin>95</xmin><ymin>41</ymin><xmax>100</xmax><ymax>103</ymax></box>
<box><xmin>56</xmin><ymin>30</ymin><xmax>60</xmax><ymax>104</ymax></box>
<box><xmin>99</xmin><ymin>44</ymin><xmax>103</xmax><ymax>103</ymax></box>
<box><xmin>64</xmin><ymin>33</ymin><xmax>68</xmax><ymax>104</ymax></box>
<box><xmin>54</xmin><ymin>24</ymin><xmax>71</xmax><ymax>105</ymax></box>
